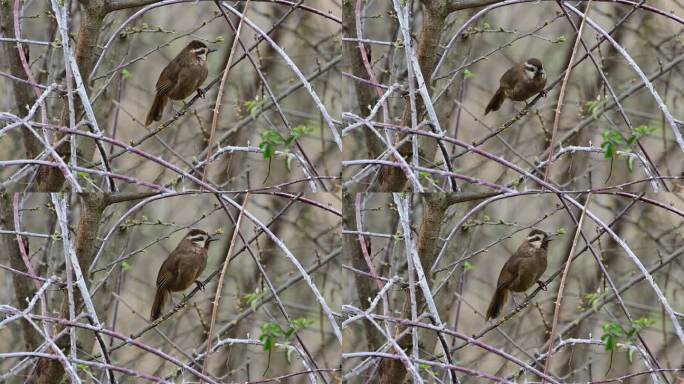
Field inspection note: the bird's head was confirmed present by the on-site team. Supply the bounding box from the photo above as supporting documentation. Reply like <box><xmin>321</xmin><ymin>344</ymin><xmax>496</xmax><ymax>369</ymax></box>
<box><xmin>186</xmin><ymin>229</ymin><xmax>220</xmax><ymax>249</ymax></box>
<box><xmin>526</xmin><ymin>229</ymin><xmax>551</xmax><ymax>249</ymax></box>
<box><xmin>186</xmin><ymin>40</ymin><xmax>216</xmax><ymax>62</ymax></box>
<box><xmin>524</xmin><ymin>58</ymin><xmax>545</xmax><ymax>80</ymax></box>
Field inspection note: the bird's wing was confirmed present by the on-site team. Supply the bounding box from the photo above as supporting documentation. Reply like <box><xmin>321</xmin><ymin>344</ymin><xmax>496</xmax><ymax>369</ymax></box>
<box><xmin>495</xmin><ymin>244</ymin><xmax>528</xmax><ymax>289</ymax></box>
<box><xmin>155</xmin><ymin>250</ymin><xmax>179</xmax><ymax>289</ymax></box>
<box><xmin>155</xmin><ymin>59</ymin><xmax>181</xmax><ymax>95</ymax></box>
<box><xmin>495</xmin><ymin>257</ymin><xmax>518</xmax><ymax>289</ymax></box>
<box><xmin>499</xmin><ymin>65</ymin><xmax>520</xmax><ymax>90</ymax></box>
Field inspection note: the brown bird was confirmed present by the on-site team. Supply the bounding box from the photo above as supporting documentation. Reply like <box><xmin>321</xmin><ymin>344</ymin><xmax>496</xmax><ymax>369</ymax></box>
<box><xmin>145</xmin><ymin>40</ymin><xmax>216</xmax><ymax>126</ymax></box>
<box><xmin>486</xmin><ymin>229</ymin><xmax>552</xmax><ymax>320</ymax></box>
<box><xmin>484</xmin><ymin>58</ymin><xmax>547</xmax><ymax>115</ymax></box>
<box><xmin>150</xmin><ymin>229</ymin><xmax>219</xmax><ymax>320</ymax></box>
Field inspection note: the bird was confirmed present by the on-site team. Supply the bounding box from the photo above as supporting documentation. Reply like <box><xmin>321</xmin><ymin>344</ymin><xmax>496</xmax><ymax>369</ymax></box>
<box><xmin>150</xmin><ymin>229</ymin><xmax>219</xmax><ymax>320</ymax></box>
<box><xmin>145</xmin><ymin>40</ymin><xmax>216</xmax><ymax>126</ymax></box>
<box><xmin>485</xmin><ymin>229</ymin><xmax>553</xmax><ymax>320</ymax></box>
<box><xmin>484</xmin><ymin>58</ymin><xmax>547</xmax><ymax>115</ymax></box>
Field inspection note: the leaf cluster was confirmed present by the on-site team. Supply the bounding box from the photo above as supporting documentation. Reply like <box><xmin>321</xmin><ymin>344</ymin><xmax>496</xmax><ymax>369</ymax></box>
<box><xmin>258</xmin><ymin>125</ymin><xmax>314</xmax><ymax>170</ymax></box>
<box><xmin>601</xmin><ymin>318</ymin><xmax>657</xmax><ymax>363</ymax></box>
<box><xmin>259</xmin><ymin>318</ymin><xmax>315</xmax><ymax>363</ymax></box>
<box><xmin>600</xmin><ymin>125</ymin><xmax>657</xmax><ymax>172</ymax></box>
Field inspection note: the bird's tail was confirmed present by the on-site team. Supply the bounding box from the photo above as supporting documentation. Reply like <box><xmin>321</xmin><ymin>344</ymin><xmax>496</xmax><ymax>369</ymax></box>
<box><xmin>150</xmin><ymin>288</ymin><xmax>168</xmax><ymax>320</ymax></box>
<box><xmin>484</xmin><ymin>88</ymin><xmax>505</xmax><ymax>115</ymax></box>
<box><xmin>145</xmin><ymin>94</ymin><xmax>166</xmax><ymax>126</ymax></box>
<box><xmin>486</xmin><ymin>287</ymin><xmax>508</xmax><ymax>320</ymax></box>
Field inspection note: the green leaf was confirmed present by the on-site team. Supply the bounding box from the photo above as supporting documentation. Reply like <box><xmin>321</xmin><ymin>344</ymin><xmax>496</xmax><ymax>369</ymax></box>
<box><xmin>600</xmin><ymin>129</ymin><xmax>626</xmax><ymax>159</ymax></box>
<box><xmin>245</xmin><ymin>97</ymin><xmax>265</xmax><ymax>119</ymax></box>
<box><xmin>259</xmin><ymin>142</ymin><xmax>274</xmax><ymax>159</ymax></box>
<box><xmin>463</xmin><ymin>261</ymin><xmax>474</xmax><ymax>270</ymax></box>
<box><xmin>284</xmin><ymin>151</ymin><xmax>293</xmax><ymax>170</ymax></box>
<box><xmin>292</xmin><ymin>125</ymin><xmax>313</xmax><ymax>139</ymax></box>
<box><xmin>285</xmin><ymin>346</ymin><xmax>293</xmax><ymax>364</ymax></box>
<box><xmin>121</xmin><ymin>68</ymin><xmax>132</xmax><ymax>79</ymax></box>
<box><xmin>121</xmin><ymin>261</ymin><xmax>131</xmax><ymax>271</ymax></box>
<box><xmin>259</xmin><ymin>322</ymin><xmax>284</xmax><ymax>352</ymax></box>
<box><xmin>586</xmin><ymin>98</ymin><xmax>607</xmax><ymax>119</ymax></box>
<box><xmin>245</xmin><ymin>289</ymin><xmax>265</xmax><ymax>310</ymax></box>
<box><xmin>585</xmin><ymin>291</ymin><xmax>607</xmax><ymax>311</ymax></box>
<box><xmin>626</xmin><ymin>135</ymin><xmax>637</xmax><ymax>147</ymax></box>
<box><xmin>633</xmin><ymin>317</ymin><xmax>656</xmax><ymax>331</ymax></box>
<box><xmin>259</xmin><ymin>130</ymin><xmax>287</xmax><ymax>159</ymax></box>
<box><xmin>262</xmin><ymin>130</ymin><xmax>283</xmax><ymax>144</ymax></box>
<box><xmin>601</xmin><ymin>333</ymin><xmax>616</xmax><ymax>351</ymax></box>
<box><xmin>633</xmin><ymin>124</ymin><xmax>656</xmax><ymax>139</ymax></box>
<box><xmin>463</xmin><ymin>69</ymin><xmax>475</xmax><ymax>79</ymax></box>
<box><xmin>261</xmin><ymin>335</ymin><xmax>274</xmax><ymax>351</ymax></box>
<box><xmin>600</xmin><ymin>140</ymin><xmax>612</xmax><ymax>157</ymax></box>
<box><xmin>292</xmin><ymin>318</ymin><xmax>315</xmax><ymax>331</ymax></box>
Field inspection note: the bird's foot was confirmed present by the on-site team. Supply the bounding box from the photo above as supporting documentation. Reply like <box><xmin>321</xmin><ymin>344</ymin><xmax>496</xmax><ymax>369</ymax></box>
<box><xmin>539</xmin><ymin>90</ymin><xmax>547</xmax><ymax>97</ymax></box>
<box><xmin>537</xmin><ymin>280</ymin><xmax>548</xmax><ymax>291</ymax></box>
<box><xmin>196</xmin><ymin>88</ymin><xmax>206</xmax><ymax>99</ymax></box>
<box><xmin>195</xmin><ymin>279</ymin><xmax>205</xmax><ymax>291</ymax></box>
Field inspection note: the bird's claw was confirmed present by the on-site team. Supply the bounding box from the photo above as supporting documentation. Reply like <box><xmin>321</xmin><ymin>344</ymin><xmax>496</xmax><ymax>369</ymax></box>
<box><xmin>196</xmin><ymin>88</ymin><xmax>206</xmax><ymax>99</ymax></box>
<box><xmin>195</xmin><ymin>280</ymin><xmax>205</xmax><ymax>291</ymax></box>
<box><xmin>539</xmin><ymin>90</ymin><xmax>547</xmax><ymax>97</ymax></box>
<box><xmin>537</xmin><ymin>280</ymin><xmax>548</xmax><ymax>291</ymax></box>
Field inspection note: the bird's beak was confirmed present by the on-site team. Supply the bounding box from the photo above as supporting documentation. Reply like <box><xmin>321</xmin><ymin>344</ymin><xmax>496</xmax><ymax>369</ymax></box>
<box><xmin>546</xmin><ymin>234</ymin><xmax>560</xmax><ymax>242</ymax></box>
<box><xmin>207</xmin><ymin>234</ymin><xmax>221</xmax><ymax>243</ymax></box>
<box><xmin>207</xmin><ymin>48</ymin><xmax>217</xmax><ymax>54</ymax></box>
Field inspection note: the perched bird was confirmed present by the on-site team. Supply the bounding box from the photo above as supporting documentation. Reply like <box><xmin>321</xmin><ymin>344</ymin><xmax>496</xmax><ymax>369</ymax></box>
<box><xmin>145</xmin><ymin>40</ymin><xmax>216</xmax><ymax>126</ymax></box>
<box><xmin>486</xmin><ymin>229</ymin><xmax>552</xmax><ymax>320</ymax></box>
<box><xmin>150</xmin><ymin>229</ymin><xmax>219</xmax><ymax>320</ymax></box>
<box><xmin>484</xmin><ymin>58</ymin><xmax>547</xmax><ymax>115</ymax></box>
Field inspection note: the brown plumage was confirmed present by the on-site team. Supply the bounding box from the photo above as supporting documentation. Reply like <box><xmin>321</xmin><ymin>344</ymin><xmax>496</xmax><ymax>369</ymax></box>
<box><xmin>150</xmin><ymin>229</ymin><xmax>218</xmax><ymax>320</ymax></box>
<box><xmin>486</xmin><ymin>229</ymin><xmax>552</xmax><ymax>320</ymax></box>
<box><xmin>145</xmin><ymin>40</ymin><xmax>215</xmax><ymax>126</ymax></box>
<box><xmin>484</xmin><ymin>58</ymin><xmax>547</xmax><ymax>115</ymax></box>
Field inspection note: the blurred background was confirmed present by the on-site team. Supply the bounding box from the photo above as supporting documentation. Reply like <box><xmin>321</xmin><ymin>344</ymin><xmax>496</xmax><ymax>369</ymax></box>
<box><xmin>343</xmin><ymin>0</ymin><xmax>684</xmax><ymax>192</ymax></box>
<box><xmin>343</xmin><ymin>192</ymin><xmax>684</xmax><ymax>383</ymax></box>
<box><xmin>0</xmin><ymin>0</ymin><xmax>341</xmax><ymax>192</ymax></box>
<box><xmin>0</xmin><ymin>192</ymin><xmax>342</xmax><ymax>382</ymax></box>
